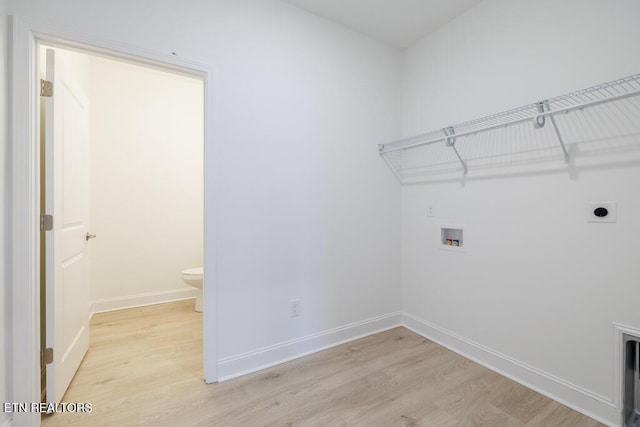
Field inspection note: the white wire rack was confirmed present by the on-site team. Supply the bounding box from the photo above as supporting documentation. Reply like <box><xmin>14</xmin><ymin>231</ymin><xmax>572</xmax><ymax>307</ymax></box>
<box><xmin>379</xmin><ymin>73</ymin><xmax>640</xmax><ymax>183</ymax></box>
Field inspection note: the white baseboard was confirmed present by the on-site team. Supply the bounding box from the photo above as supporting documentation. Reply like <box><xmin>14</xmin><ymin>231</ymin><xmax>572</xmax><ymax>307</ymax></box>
<box><xmin>91</xmin><ymin>288</ymin><xmax>197</xmax><ymax>314</ymax></box>
<box><xmin>402</xmin><ymin>312</ymin><xmax>621</xmax><ymax>427</ymax></box>
<box><xmin>217</xmin><ymin>311</ymin><xmax>403</xmax><ymax>381</ymax></box>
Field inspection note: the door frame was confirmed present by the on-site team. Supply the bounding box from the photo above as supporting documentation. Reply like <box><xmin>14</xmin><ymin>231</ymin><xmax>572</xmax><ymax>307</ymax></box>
<box><xmin>11</xmin><ymin>16</ymin><xmax>218</xmax><ymax>426</ymax></box>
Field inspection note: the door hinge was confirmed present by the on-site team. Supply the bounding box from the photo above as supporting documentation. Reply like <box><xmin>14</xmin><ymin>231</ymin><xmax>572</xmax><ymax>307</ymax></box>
<box><xmin>41</xmin><ymin>348</ymin><xmax>54</xmax><ymax>367</ymax></box>
<box><xmin>41</xmin><ymin>214</ymin><xmax>53</xmax><ymax>231</ymax></box>
<box><xmin>40</xmin><ymin>79</ymin><xmax>53</xmax><ymax>97</ymax></box>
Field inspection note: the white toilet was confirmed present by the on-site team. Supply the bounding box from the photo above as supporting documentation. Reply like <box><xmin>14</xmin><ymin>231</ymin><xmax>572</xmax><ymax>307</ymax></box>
<box><xmin>181</xmin><ymin>267</ymin><xmax>203</xmax><ymax>312</ymax></box>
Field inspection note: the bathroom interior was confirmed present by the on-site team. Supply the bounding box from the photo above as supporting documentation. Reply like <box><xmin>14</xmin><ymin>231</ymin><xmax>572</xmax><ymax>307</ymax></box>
<box><xmin>39</xmin><ymin>45</ymin><xmax>205</xmax><ymax>401</ymax></box>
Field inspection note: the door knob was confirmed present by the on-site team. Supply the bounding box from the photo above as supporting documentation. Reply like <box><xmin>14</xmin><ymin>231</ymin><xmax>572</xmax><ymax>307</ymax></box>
<box><xmin>85</xmin><ymin>232</ymin><xmax>97</xmax><ymax>241</ymax></box>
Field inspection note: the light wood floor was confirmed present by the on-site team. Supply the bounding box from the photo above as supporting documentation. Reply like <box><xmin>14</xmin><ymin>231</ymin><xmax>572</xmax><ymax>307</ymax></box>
<box><xmin>42</xmin><ymin>300</ymin><xmax>602</xmax><ymax>427</ymax></box>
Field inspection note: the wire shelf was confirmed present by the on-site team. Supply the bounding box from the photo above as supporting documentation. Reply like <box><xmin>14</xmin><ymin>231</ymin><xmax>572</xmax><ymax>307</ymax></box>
<box><xmin>379</xmin><ymin>73</ymin><xmax>640</xmax><ymax>183</ymax></box>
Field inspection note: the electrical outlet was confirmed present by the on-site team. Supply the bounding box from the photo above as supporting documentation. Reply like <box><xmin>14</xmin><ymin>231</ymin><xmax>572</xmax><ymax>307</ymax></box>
<box><xmin>290</xmin><ymin>299</ymin><xmax>301</xmax><ymax>318</ymax></box>
<box><xmin>427</xmin><ymin>205</ymin><xmax>435</xmax><ymax>217</ymax></box>
<box><xmin>587</xmin><ymin>201</ymin><xmax>617</xmax><ymax>223</ymax></box>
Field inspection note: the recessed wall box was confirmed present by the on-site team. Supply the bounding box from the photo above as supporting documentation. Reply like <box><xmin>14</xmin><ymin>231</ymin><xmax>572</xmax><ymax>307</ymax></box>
<box><xmin>587</xmin><ymin>202</ymin><xmax>617</xmax><ymax>223</ymax></box>
<box><xmin>623</xmin><ymin>334</ymin><xmax>640</xmax><ymax>427</ymax></box>
<box><xmin>440</xmin><ymin>225</ymin><xmax>465</xmax><ymax>252</ymax></box>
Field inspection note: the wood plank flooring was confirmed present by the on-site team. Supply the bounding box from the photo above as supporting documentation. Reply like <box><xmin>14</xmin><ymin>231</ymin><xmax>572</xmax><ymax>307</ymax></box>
<box><xmin>42</xmin><ymin>300</ymin><xmax>603</xmax><ymax>426</ymax></box>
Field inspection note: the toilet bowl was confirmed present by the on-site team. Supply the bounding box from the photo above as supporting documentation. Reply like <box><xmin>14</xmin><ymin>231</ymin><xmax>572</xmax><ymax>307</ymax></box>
<box><xmin>181</xmin><ymin>267</ymin><xmax>203</xmax><ymax>312</ymax></box>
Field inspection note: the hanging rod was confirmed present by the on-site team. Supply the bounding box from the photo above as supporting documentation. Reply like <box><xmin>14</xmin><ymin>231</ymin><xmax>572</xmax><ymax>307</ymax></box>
<box><xmin>378</xmin><ymin>73</ymin><xmax>640</xmax><ymax>161</ymax></box>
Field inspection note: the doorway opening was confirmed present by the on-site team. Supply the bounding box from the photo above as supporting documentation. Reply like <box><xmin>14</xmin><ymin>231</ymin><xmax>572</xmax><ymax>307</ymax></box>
<box><xmin>12</xmin><ymin>21</ymin><xmax>217</xmax><ymax>425</ymax></box>
<box><xmin>36</xmin><ymin>42</ymin><xmax>207</xmax><ymax>406</ymax></box>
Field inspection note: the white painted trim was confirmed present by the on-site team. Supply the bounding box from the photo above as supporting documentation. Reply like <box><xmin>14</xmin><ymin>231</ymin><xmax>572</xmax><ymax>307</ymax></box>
<box><xmin>10</xmin><ymin>17</ymin><xmax>218</xmax><ymax>427</ymax></box>
<box><xmin>613</xmin><ymin>322</ymin><xmax>640</xmax><ymax>427</ymax></box>
<box><xmin>91</xmin><ymin>288</ymin><xmax>197</xmax><ymax>314</ymax></box>
<box><xmin>217</xmin><ymin>312</ymin><xmax>403</xmax><ymax>381</ymax></box>
<box><xmin>10</xmin><ymin>16</ymin><xmax>42</xmax><ymax>427</ymax></box>
<box><xmin>402</xmin><ymin>312</ymin><xmax>620</xmax><ymax>427</ymax></box>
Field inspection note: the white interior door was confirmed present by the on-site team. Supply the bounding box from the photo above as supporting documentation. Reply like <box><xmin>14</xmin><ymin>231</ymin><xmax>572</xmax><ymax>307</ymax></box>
<box><xmin>44</xmin><ymin>47</ymin><xmax>92</xmax><ymax>404</ymax></box>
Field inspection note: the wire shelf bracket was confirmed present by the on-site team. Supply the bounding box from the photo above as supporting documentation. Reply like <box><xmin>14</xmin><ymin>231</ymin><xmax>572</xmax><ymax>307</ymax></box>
<box><xmin>444</xmin><ymin>126</ymin><xmax>468</xmax><ymax>174</ymax></box>
<box><xmin>378</xmin><ymin>73</ymin><xmax>640</xmax><ymax>182</ymax></box>
<box><xmin>535</xmin><ymin>100</ymin><xmax>570</xmax><ymax>163</ymax></box>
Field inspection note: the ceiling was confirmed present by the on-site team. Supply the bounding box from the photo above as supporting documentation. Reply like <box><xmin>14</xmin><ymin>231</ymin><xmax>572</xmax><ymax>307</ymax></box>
<box><xmin>283</xmin><ymin>0</ymin><xmax>483</xmax><ymax>49</ymax></box>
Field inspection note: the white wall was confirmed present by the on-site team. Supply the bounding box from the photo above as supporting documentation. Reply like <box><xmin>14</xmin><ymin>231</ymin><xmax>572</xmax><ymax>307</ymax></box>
<box><xmin>400</xmin><ymin>0</ymin><xmax>640</xmax><ymax>424</ymax></box>
<box><xmin>88</xmin><ymin>56</ymin><xmax>203</xmax><ymax>311</ymax></box>
<box><xmin>1</xmin><ymin>0</ymin><xmax>11</xmax><ymax>425</ymax></box>
<box><xmin>12</xmin><ymin>0</ymin><xmax>402</xmax><ymax>378</ymax></box>
<box><xmin>10</xmin><ymin>0</ymin><xmax>638</xmax><ymax>424</ymax></box>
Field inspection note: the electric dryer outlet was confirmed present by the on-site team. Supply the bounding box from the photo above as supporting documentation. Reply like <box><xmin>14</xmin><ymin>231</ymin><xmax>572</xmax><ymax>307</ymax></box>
<box><xmin>587</xmin><ymin>201</ymin><xmax>617</xmax><ymax>223</ymax></box>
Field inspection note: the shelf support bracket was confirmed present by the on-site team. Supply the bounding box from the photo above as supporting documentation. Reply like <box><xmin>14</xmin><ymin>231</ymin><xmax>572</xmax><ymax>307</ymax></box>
<box><xmin>444</xmin><ymin>126</ymin><xmax>467</xmax><ymax>174</ymax></box>
<box><xmin>534</xmin><ymin>101</ymin><xmax>570</xmax><ymax>163</ymax></box>
<box><xmin>534</xmin><ymin>101</ymin><xmax>546</xmax><ymax>128</ymax></box>
<box><xmin>549</xmin><ymin>114</ymin><xmax>570</xmax><ymax>164</ymax></box>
